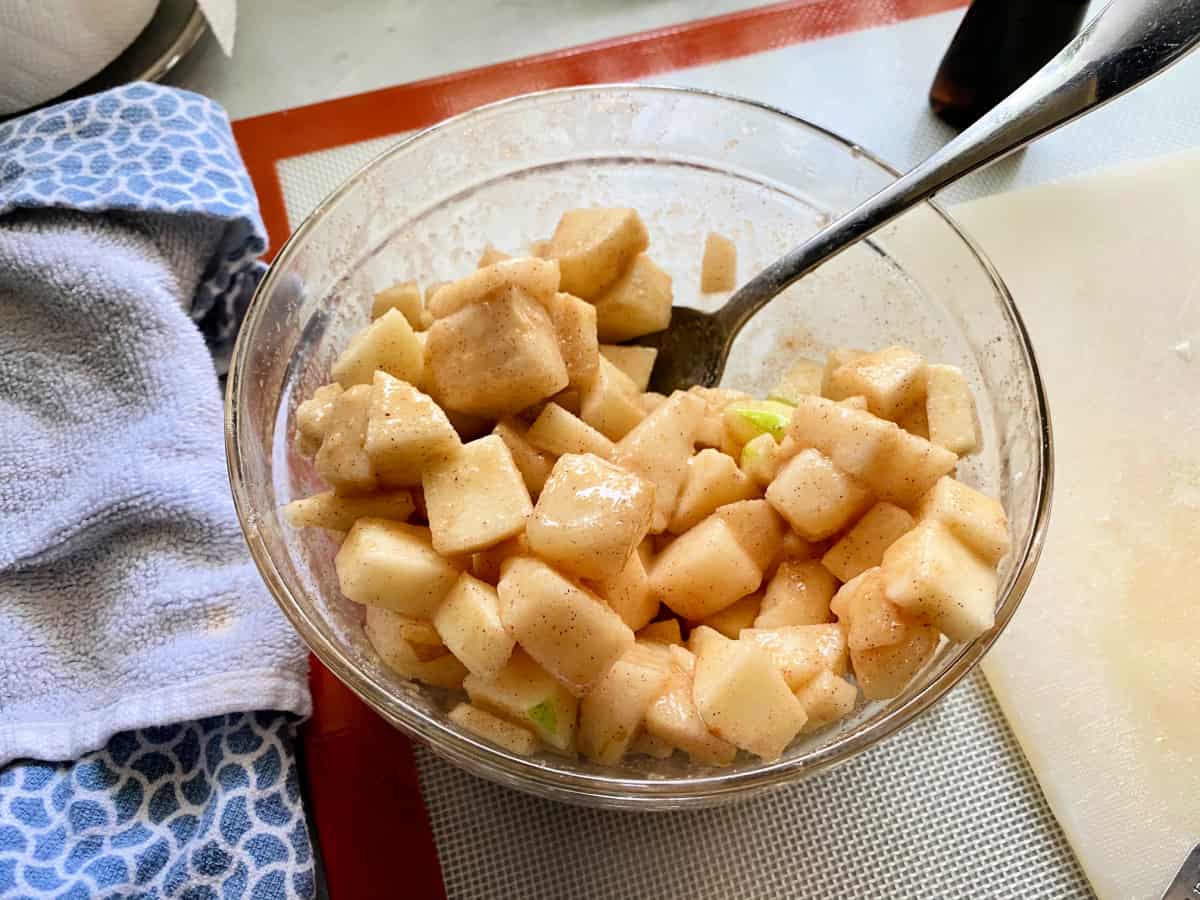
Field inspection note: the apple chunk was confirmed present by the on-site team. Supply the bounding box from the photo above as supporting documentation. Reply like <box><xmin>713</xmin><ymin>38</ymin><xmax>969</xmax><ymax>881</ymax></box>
<box><xmin>578</xmin><ymin>645</ymin><xmax>671</xmax><ymax>764</ymax></box>
<box><xmin>548</xmin><ymin>291</ymin><xmax>599</xmax><ymax>390</ymax></box>
<box><xmin>925</xmin><ymin>364</ymin><xmax>979</xmax><ymax>454</ymax></box>
<box><xmin>335</xmin><ymin>518</ymin><xmax>460</xmax><ymax>618</ymax></box>
<box><xmin>284</xmin><ymin>489</ymin><xmax>414</xmax><ymax>531</ymax></box>
<box><xmin>765</xmin><ymin>448</ymin><xmax>872</xmax><ymax>541</ymax></box>
<box><xmin>314</xmin><ymin>384</ymin><xmax>377</xmax><ymax>495</ymax></box>
<box><xmin>821</xmin><ymin>501</ymin><xmax>915</xmax><ymax>582</ymax></box>
<box><xmin>331</xmin><ymin>308</ymin><xmax>424</xmax><ymax>389</ymax></box>
<box><xmin>579</xmin><ymin>354</ymin><xmax>645</xmax><ymax>440</ymax></box>
<box><xmin>464</xmin><ymin>649</ymin><xmax>578</xmax><ymax>751</ymax></box>
<box><xmin>795</xmin><ymin>670</ymin><xmax>857</xmax><ymax>732</ymax></box>
<box><xmin>526</xmin><ymin>402</ymin><xmax>615</xmax><ymax>460</ymax></box>
<box><xmin>427</xmin><ymin>256</ymin><xmax>560</xmax><ymax>319</ymax></box>
<box><xmin>650</xmin><ymin>516</ymin><xmax>763</xmax><ymax>620</ymax></box>
<box><xmin>740</xmin><ymin>623</ymin><xmax>849</xmax><ymax>690</ymax></box>
<box><xmin>433</xmin><ymin>573</ymin><xmax>515</xmax><ymax>680</ymax></box>
<box><xmin>492</xmin><ymin>418</ymin><xmax>555</xmax><ymax>496</ymax></box>
<box><xmin>915</xmin><ymin>476</ymin><xmax>1010</xmax><ymax>565</ymax></box>
<box><xmin>710</xmin><ymin>499</ymin><xmax>787</xmax><ymax>571</ymax></box>
<box><xmin>547</xmin><ymin>208</ymin><xmax>649</xmax><ymax>299</ymax></box>
<box><xmin>449</xmin><ymin>703</ymin><xmax>538</xmax><ymax>756</ymax></box>
<box><xmin>644</xmin><ymin>648</ymin><xmax>737</xmax><ymax>765</ymax></box>
<box><xmin>824</xmin><ymin>345</ymin><xmax>927</xmax><ymax>420</ymax></box>
<box><xmin>592</xmin><ymin>254</ymin><xmax>673</xmax><ymax>341</ymax></box>
<box><xmin>371</xmin><ymin>280</ymin><xmax>428</xmax><ymax>329</ymax></box>
<box><xmin>591</xmin><ymin>543</ymin><xmax>659</xmax><ymax>631</ymax></box>
<box><xmin>754</xmin><ymin>559</ymin><xmax>837</xmax><ymax>628</ymax></box>
<box><xmin>599</xmin><ymin>345</ymin><xmax>657</xmax><ymax>392</ymax></box>
<box><xmin>364</xmin><ymin>606</ymin><xmax>467</xmax><ymax>690</ymax></box>
<box><xmin>364</xmin><ymin>371</ymin><xmax>460</xmax><ymax>486</ymax></box>
<box><xmin>668</xmin><ymin>449</ymin><xmax>759</xmax><ymax>533</ymax></box>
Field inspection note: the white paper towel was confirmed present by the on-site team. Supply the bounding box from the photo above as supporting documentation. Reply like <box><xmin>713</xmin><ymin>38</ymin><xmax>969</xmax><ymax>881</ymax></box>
<box><xmin>956</xmin><ymin>151</ymin><xmax>1200</xmax><ymax>900</ymax></box>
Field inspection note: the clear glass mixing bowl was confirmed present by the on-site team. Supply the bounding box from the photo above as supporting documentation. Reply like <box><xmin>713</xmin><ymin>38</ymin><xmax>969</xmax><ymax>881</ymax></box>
<box><xmin>225</xmin><ymin>85</ymin><xmax>1052</xmax><ymax>810</ymax></box>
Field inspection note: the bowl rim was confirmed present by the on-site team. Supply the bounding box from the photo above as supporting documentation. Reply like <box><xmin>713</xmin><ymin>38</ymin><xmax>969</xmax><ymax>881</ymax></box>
<box><xmin>225</xmin><ymin>83</ymin><xmax>1054</xmax><ymax>808</ymax></box>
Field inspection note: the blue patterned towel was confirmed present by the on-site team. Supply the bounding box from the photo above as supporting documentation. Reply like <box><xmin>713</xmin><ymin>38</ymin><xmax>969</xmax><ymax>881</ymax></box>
<box><xmin>0</xmin><ymin>84</ymin><xmax>314</xmax><ymax>897</ymax></box>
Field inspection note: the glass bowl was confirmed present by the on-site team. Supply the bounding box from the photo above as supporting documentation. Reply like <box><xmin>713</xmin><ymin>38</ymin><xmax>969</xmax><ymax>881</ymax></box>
<box><xmin>225</xmin><ymin>85</ymin><xmax>1052</xmax><ymax>810</ymax></box>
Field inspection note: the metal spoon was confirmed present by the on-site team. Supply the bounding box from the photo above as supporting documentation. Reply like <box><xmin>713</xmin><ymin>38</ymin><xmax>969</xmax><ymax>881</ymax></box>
<box><xmin>646</xmin><ymin>0</ymin><xmax>1200</xmax><ymax>394</ymax></box>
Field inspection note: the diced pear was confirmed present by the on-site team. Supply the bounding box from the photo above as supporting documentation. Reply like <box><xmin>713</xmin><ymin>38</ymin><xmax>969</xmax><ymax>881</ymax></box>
<box><xmin>498</xmin><ymin>557</ymin><xmax>635</xmax><ymax>695</ymax></box>
<box><xmin>470</xmin><ymin>533</ymin><xmax>531</xmax><ymax>585</ymax></box>
<box><xmin>700</xmin><ymin>232</ymin><xmax>737</xmax><ymax>292</ymax></box>
<box><xmin>740</xmin><ymin>623</ymin><xmax>849</xmax><ymax>690</ymax></box>
<box><xmin>428</xmin><ymin>257</ymin><xmax>560</xmax><ymax>319</ymax></box>
<box><xmin>754</xmin><ymin>559</ymin><xmax>837</xmax><ymax>628</ymax></box>
<box><xmin>464</xmin><ymin>649</ymin><xmax>578</xmax><ymax>751</ymax></box>
<box><xmin>527</xmin><ymin>453</ymin><xmax>654</xmax><ymax>582</ymax></box>
<box><xmin>425</xmin><ymin>285</ymin><xmax>568</xmax><ymax>418</ymax></box>
<box><xmin>821</xmin><ymin>501</ymin><xmax>915</xmax><ymax>582</ymax></box>
<box><xmin>644</xmin><ymin>648</ymin><xmax>737</xmax><ymax>765</ymax></box>
<box><xmin>365</xmin><ymin>606</ymin><xmax>467</xmax><ymax>689</ymax></box>
<box><xmin>638</xmin><ymin>618</ymin><xmax>683</xmax><ymax>645</ymax></box>
<box><xmin>547</xmin><ymin>208</ymin><xmax>649</xmax><ymax>299</ymax></box>
<box><xmin>284</xmin><ymin>489</ymin><xmax>414</xmax><ymax>531</ymax></box>
<box><xmin>449</xmin><ymin>703</ymin><xmax>538</xmax><ymax>755</ymax></box>
<box><xmin>492</xmin><ymin>418</ymin><xmax>555</xmax><ymax>496</ymax></box>
<box><xmin>700</xmin><ymin>592</ymin><xmax>761</xmax><ymax>638</ymax></box>
<box><xmin>824</xmin><ymin>345</ymin><xmax>927</xmax><ymax>420</ymax></box>
<box><xmin>668</xmin><ymin>449</ymin><xmax>759</xmax><ymax>533</ymax></box>
<box><xmin>433</xmin><ymin>573</ymin><xmax>515</xmax><ymax>680</ymax></box>
<box><xmin>599</xmin><ymin>345</ymin><xmax>657</xmax><ymax>392</ymax></box>
<box><xmin>578</xmin><ymin>646</ymin><xmax>672</xmax><ymax>764</ymax></box>
<box><xmin>881</xmin><ymin>521</ymin><xmax>998</xmax><ymax>641</ymax></box>
<box><xmin>315</xmin><ymin>384</ymin><xmax>377</xmax><ymax>495</ymax></box>
<box><xmin>364</xmin><ymin>371</ymin><xmax>460</xmax><ymax>486</ymax></box>
<box><xmin>295</xmin><ymin>383</ymin><xmax>344</xmax><ymax>456</ymax></box>
<box><xmin>650</xmin><ymin>517</ymin><xmax>762</xmax><ymax>620</ymax></box>
<box><xmin>820</xmin><ymin>347</ymin><xmax>867</xmax><ymax>397</ymax></box>
<box><xmin>592</xmin><ymin>254</ymin><xmax>673</xmax><ymax>341</ymax></box>
<box><xmin>740</xmin><ymin>432</ymin><xmax>789</xmax><ymax>487</ymax></box>
<box><xmin>722</xmin><ymin>400</ymin><xmax>795</xmax><ymax>446</ymax></box>
<box><xmin>579</xmin><ymin>354</ymin><xmax>646</xmax><ymax>440</ymax></box>
<box><xmin>795</xmin><ymin>670</ymin><xmax>857</xmax><ymax>731</ymax></box>
<box><xmin>710</xmin><ymin>499</ymin><xmax>786</xmax><ymax>571</ymax></box>
<box><xmin>332</xmin><ymin>308</ymin><xmax>424</xmax><ymax>388</ymax></box>
<box><xmin>526</xmin><ymin>402</ymin><xmax>615</xmax><ymax>460</ymax></box>
<box><xmin>925</xmin><ymin>364</ymin><xmax>978</xmax><ymax>454</ymax></box>
<box><xmin>765</xmin><ymin>448</ymin><xmax>872</xmax><ymax>540</ymax></box>
<box><xmin>915</xmin><ymin>476</ymin><xmax>1009</xmax><ymax>565</ymax></box>
<box><xmin>476</xmin><ymin>244</ymin><xmax>511</xmax><ymax>268</ymax></box>
<box><xmin>591</xmin><ymin>543</ymin><xmax>659</xmax><ymax>631</ymax></box>
<box><xmin>336</xmin><ymin>518</ymin><xmax>461</xmax><ymax>617</ymax></box>
<box><xmin>422</xmin><ymin>435</ymin><xmax>532</xmax><ymax>556</ymax></box>
<box><xmin>691</xmin><ymin>628</ymin><xmax>807</xmax><ymax>760</ymax></box>
<box><xmin>768</xmin><ymin>358</ymin><xmax>823</xmax><ymax>406</ymax></box>
<box><xmin>548</xmin><ymin>291</ymin><xmax>599</xmax><ymax>391</ymax></box>
<box><xmin>371</xmin><ymin>280</ymin><xmax>428</xmax><ymax>329</ymax></box>
<box><xmin>629</xmin><ymin>731</ymin><xmax>675</xmax><ymax>759</ymax></box>
<box><xmin>612</xmin><ymin>391</ymin><xmax>706</xmax><ymax>532</ymax></box>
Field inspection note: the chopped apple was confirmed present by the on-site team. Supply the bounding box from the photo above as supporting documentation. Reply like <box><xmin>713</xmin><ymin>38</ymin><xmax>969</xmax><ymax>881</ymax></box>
<box><xmin>548</xmin><ymin>292</ymin><xmax>600</xmax><ymax>391</ymax></box>
<box><xmin>592</xmin><ymin>254</ymin><xmax>673</xmax><ymax>341</ymax></box>
<box><xmin>838</xmin><ymin>395</ymin><xmax>869</xmax><ymax>411</ymax></box>
<box><xmin>688</xmin><ymin>386</ymin><xmax>752</xmax><ymax>448</ymax></box>
<box><xmin>795</xmin><ymin>670</ymin><xmax>857</xmax><ymax>732</ymax></box>
<box><xmin>881</xmin><ymin>520</ymin><xmax>998</xmax><ymax>641</ymax></box>
<box><xmin>335</xmin><ymin>518</ymin><xmax>461</xmax><ymax>617</ymax></box>
<box><xmin>644</xmin><ymin>648</ymin><xmax>737</xmax><ymax>765</ymax></box>
<box><xmin>896</xmin><ymin>401</ymin><xmax>929</xmax><ymax>439</ymax></box>
<box><xmin>613</xmin><ymin>391</ymin><xmax>706</xmax><ymax>532</ymax></box>
<box><xmin>422</xmin><ymin>435</ymin><xmax>532</xmax><ymax>556</ymax></box>
<box><xmin>526</xmin><ymin>402</ymin><xmax>615</xmax><ymax>460</ymax></box>
<box><xmin>578</xmin><ymin>646</ymin><xmax>672</xmax><ymax>764</ymax></box>
<box><xmin>925</xmin><ymin>364</ymin><xmax>978</xmax><ymax>454</ymax></box>
<box><xmin>498</xmin><ymin>557</ymin><xmax>634</xmax><ymax>696</ymax></box>
<box><xmin>433</xmin><ymin>573</ymin><xmax>515</xmax><ymax>680</ymax></box>
<box><xmin>710</xmin><ymin>499</ymin><xmax>787</xmax><ymax>571</ymax></box>
<box><xmin>638</xmin><ymin>618</ymin><xmax>683</xmax><ymax>645</ymax></box>
<box><xmin>650</xmin><ymin>516</ymin><xmax>763</xmax><ymax>620</ymax></box>
<box><xmin>824</xmin><ymin>345</ymin><xmax>927</xmax><ymax>420</ymax></box>
<box><xmin>591</xmin><ymin>543</ymin><xmax>659</xmax><ymax>631</ymax></box>
<box><xmin>915</xmin><ymin>476</ymin><xmax>1009</xmax><ymax>565</ymax></box>
<box><xmin>470</xmin><ymin>533</ymin><xmax>531</xmax><ymax>585</ymax></box>
<box><xmin>295</xmin><ymin>383</ymin><xmax>344</xmax><ymax>456</ymax></box>
<box><xmin>492</xmin><ymin>418</ymin><xmax>555</xmax><ymax>496</ymax></box>
<box><xmin>869</xmin><ymin>427</ymin><xmax>960</xmax><ymax>506</ymax></box>
<box><xmin>640</xmin><ymin>391</ymin><xmax>667</xmax><ymax>413</ymax></box>
<box><xmin>364</xmin><ymin>372</ymin><xmax>461</xmax><ymax>486</ymax></box>
<box><xmin>841</xmin><ymin>574</ymin><xmax>941</xmax><ymax>700</ymax></box>
<box><xmin>449</xmin><ymin>702</ymin><xmax>538</xmax><ymax>755</ymax></box>
<box><xmin>428</xmin><ymin>257</ymin><xmax>560</xmax><ymax>318</ymax></box>
<box><xmin>754</xmin><ymin>559</ymin><xmax>837</xmax><ymax>628</ymax></box>
<box><xmin>527</xmin><ymin>452</ymin><xmax>655</xmax><ymax>582</ymax></box>
<box><xmin>629</xmin><ymin>731</ymin><xmax>674</xmax><ymax>759</ymax></box>
<box><xmin>740</xmin><ymin>623</ymin><xmax>849</xmax><ymax>690</ymax></box>
<box><xmin>739</xmin><ymin>432</ymin><xmax>792</xmax><ymax>487</ymax></box>
<box><xmin>722</xmin><ymin>400</ymin><xmax>795</xmax><ymax>446</ymax></box>
<box><xmin>765</xmin><ymin>448</ymin><xmax>872</xmax><ymax>540</ymax></box>
<box><xmin>331</xmin><ymin>308</ymin><xmax>424</xmax><ymax>388</ymax></box>
<box><xmin>365</xmin><ymin>606</ymin><xmax>468</xmax><ymax>689</ymax></box>
<box><xmin>425</xmin><ymin>285</ymin><xmax>568</xmax><ymax>418</ymax></box>
<box><xmin>547</xmin><ymin>208</ymin><xmax>649</xmax><ymax>299</ymax></box>
<box><xmin>821</xmin><ymin>501</ymin><xmax>915</xmax><ymax>582</ymax></box>
<box><xmin>768</xmin><ymin>358</ymin><xmax>823</xmax><ymax>405</ymax></box>
<box><xmin>820</xmin><ymin>347</ymin><xmax>866</xmax><ymax>396</ymax></box>
<box><xmin>371</xmin><ymin>280</ymin><xmax>428</xmax><ymax>329</ymax></box>
<box><xmin>787</xmin><ymin>393</ymin><xmax>895</xmax><ymax>483</ymax></box>
<box><xmin>770</xmin><ymin>529</ymin><xmax>822</xmax><ymax>572</ymax></box>
<box><xmin>668</xmin><ymin>449</ymin><xmax>759</xmax><ymax>533</ymax></box>
<box><xmin>284</xmin><ymin>489</ymin><xmax>414</xmax><ymax>531</ymax></box>
<box><xmin>599</xmin><ymin>345</ymin><xmax>657</xmax><ymax>392</ymax></box>
<box><xmin>476</xmin><ymin>244</ymin><xmax>510</xmax><ymax>268</ymax></box>
<box><xmin>464</xmin><ymin>649</ymin><xmax>578</xmax><ymax>751</ymax></box>
<box><xmin>691</xmin><ymin>627</ymin><xmax>807</xmax><ymax>760</ymax></box>
<box><xmin>700</xmin><ymin>592</ymin><xmax>761</xmax><ymax>638</ymax></box>
<box><xmin>700</xmin><ymin>232</ymin><xmax>737</xmax><ymax>292</ymax></box>
<box><xmin>315</xmin><ymin>384</ymin><xmax>377</xmax><ymax>495</ymax></box>
<box><xmin>579</xmin><ymin>354</ymin><xmax>646</xmax><ymax>440</ymax></box>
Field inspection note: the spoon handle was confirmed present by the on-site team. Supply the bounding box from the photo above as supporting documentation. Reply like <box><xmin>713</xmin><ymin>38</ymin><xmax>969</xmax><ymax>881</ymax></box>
<box><xmin>718</xmin><ymin>0</ymin><xmax>1200</xmax><ymax>335</ymax></box>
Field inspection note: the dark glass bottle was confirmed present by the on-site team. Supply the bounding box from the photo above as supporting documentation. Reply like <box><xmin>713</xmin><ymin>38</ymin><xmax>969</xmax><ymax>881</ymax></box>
<box><xmin>930</xmin><ymin>0</ymin><xmax>1090</xmax><ymax>129</ymax></box>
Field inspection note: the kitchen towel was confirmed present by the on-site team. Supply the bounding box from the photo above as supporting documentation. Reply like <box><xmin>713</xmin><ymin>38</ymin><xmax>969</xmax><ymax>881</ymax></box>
<box><xmin>0</xmin><ymin>82</ymin><xmax>309</xmax><ymax>766</ymax></box>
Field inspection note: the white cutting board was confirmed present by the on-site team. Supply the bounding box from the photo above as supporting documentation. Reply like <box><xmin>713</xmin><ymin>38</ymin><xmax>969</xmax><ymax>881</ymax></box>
<box><xmin>951</xmin><ymin>152</ymin><xmax>1200</xmax><ymax>900</ymax></box>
